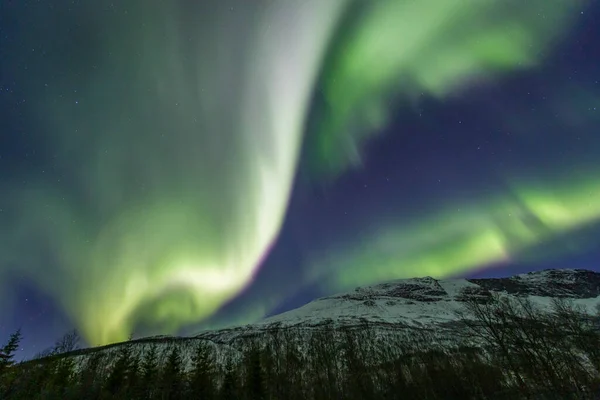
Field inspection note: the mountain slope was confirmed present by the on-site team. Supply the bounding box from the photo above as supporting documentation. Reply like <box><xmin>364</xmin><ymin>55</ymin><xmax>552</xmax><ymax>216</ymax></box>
<box><xmin>196</xmin><ymin>268</ymin><xmax>600</xmax><ymax>346</ymax></box>
<box><xmin>28</xmin><ymin>268</ymin><xmax>600</xmax><ymax>371</ymax></box>
<box><xmin>9</xmin><ymin>268</ymin><xmax>600</xmax><ymax>400</ymax></box>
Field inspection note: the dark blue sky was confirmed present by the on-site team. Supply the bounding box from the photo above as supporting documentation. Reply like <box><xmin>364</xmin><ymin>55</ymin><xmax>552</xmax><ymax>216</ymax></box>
<box><xmin>1</xmin><ymin>1</ymin><xmax>600</xmax><ymax>359</ymax></box>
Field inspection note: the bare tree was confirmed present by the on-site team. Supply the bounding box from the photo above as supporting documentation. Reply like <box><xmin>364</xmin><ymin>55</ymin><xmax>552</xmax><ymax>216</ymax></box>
<box><xmin>52</xmin><ymin>329</ymin><xmax>80</xmax><ymax>355</ymax></box>
<box><xmin>456</xmin><ymin>293</ymin><xmax>530</xmax><ymax>396</ymax></box>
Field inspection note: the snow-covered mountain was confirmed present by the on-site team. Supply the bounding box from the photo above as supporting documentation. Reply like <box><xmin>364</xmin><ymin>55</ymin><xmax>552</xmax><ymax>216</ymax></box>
<box><xmin>195</xmin><ymin>268</ymin><xmax>600</xmax><ymax>345</ymax></box>
<box><xmin>55</xmin><ymin>268</ymin><xmax>600</xmax><ymax>370</ymax></box>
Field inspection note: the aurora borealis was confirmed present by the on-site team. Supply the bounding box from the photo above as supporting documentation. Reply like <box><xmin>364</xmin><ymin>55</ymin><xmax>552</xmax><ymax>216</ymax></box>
<box><xmin>1</xmin><ymin>0</ymin><xmax>599</xmax><ymax>353</ymax></box>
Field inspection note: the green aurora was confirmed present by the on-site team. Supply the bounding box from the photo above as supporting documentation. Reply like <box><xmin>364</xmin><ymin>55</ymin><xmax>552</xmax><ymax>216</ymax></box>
<box><xmin>0</xmin><ymin>0</ymin><xmax>596</xmax><ymax>346</ymax></box>
<box><xmin>310</xmin><ymin>172</ymin><xmax>600</xmax><ymax>292</ymax></box>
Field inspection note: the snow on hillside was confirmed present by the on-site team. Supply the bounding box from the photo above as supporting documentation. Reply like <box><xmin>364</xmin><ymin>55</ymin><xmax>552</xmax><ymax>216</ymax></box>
<box><xmin>34</xmin><ymin>268</ymin><xmax>600</xmax><ymax>372</ymax></box>
<box><xmin>253</xmin><ymin>269</ymin><xmax>600</xmax><ymax>331</ymax></box>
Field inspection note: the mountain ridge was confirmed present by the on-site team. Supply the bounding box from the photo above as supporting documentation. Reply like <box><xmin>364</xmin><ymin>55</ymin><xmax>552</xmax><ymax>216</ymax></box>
<box><xmin>27</xmin><ymin>268</ymin><xmax>600</xmax><ymax>367</ymax></box>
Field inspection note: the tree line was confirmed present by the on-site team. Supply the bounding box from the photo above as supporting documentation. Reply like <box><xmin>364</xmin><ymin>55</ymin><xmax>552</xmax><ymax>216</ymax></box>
<box><xmin>1</xmin><ymin>293</ymin><xmax>600</xmax><ymax>399</ymax></box>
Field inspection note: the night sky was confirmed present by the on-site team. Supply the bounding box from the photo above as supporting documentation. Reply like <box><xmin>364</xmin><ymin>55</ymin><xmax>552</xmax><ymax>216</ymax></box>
<box><xmin>1</xmin><ymin>0</ymin><xmax>599</xmax><ymax>359</ymax></box>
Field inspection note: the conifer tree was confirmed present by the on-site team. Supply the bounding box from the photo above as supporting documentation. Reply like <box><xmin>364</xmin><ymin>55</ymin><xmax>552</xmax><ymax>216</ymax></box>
<box><xmin>52</xmin><ymin>355</ymin><xmax>76</xmax><ymax>396</ymax></box>
<box><xmin>189</xmin><ymin>340</ymin><xmax>215</xmax><ymax>399</ymax></box>
<box><xmin>0</xmin><ymin>330</ymin><xmax>22</xmax><ymax>399</ymax></box>
<box><xmin>126</xmin><ymin>351</ymin><xmax>141</xmax><ymax>398</ymax></box>
<box><xmin>139</xmin><ymin>344</ymin><xmax>159</xmax><ymax>399</ymax></box>
<box><xmin>245</xmin><ymin>345</ymin><xmax>265</xmax><ymax>400</ymax></box>
<box><xmin>0</xmin><ymin>329</ymin><xmax>22</xmax><ymax>372</ymax></box>
<box><xmin>220</xmin><ymin>360</ymin><xmax>236</xmax><ymax>400</ymax></box>
<box><xmin>76</xmin><ymin>351</ymin><xmax>105</xmax><ymax>400</ymax></box>
<box><xmin>105</xmin><ymin>343</ymin><xmax>133</xmax><ymax>396</ymax></box>
<box><xmin>160</xmin><ymin>346</ymin><xmax>184</xmax><ymax>399</ymax></box>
